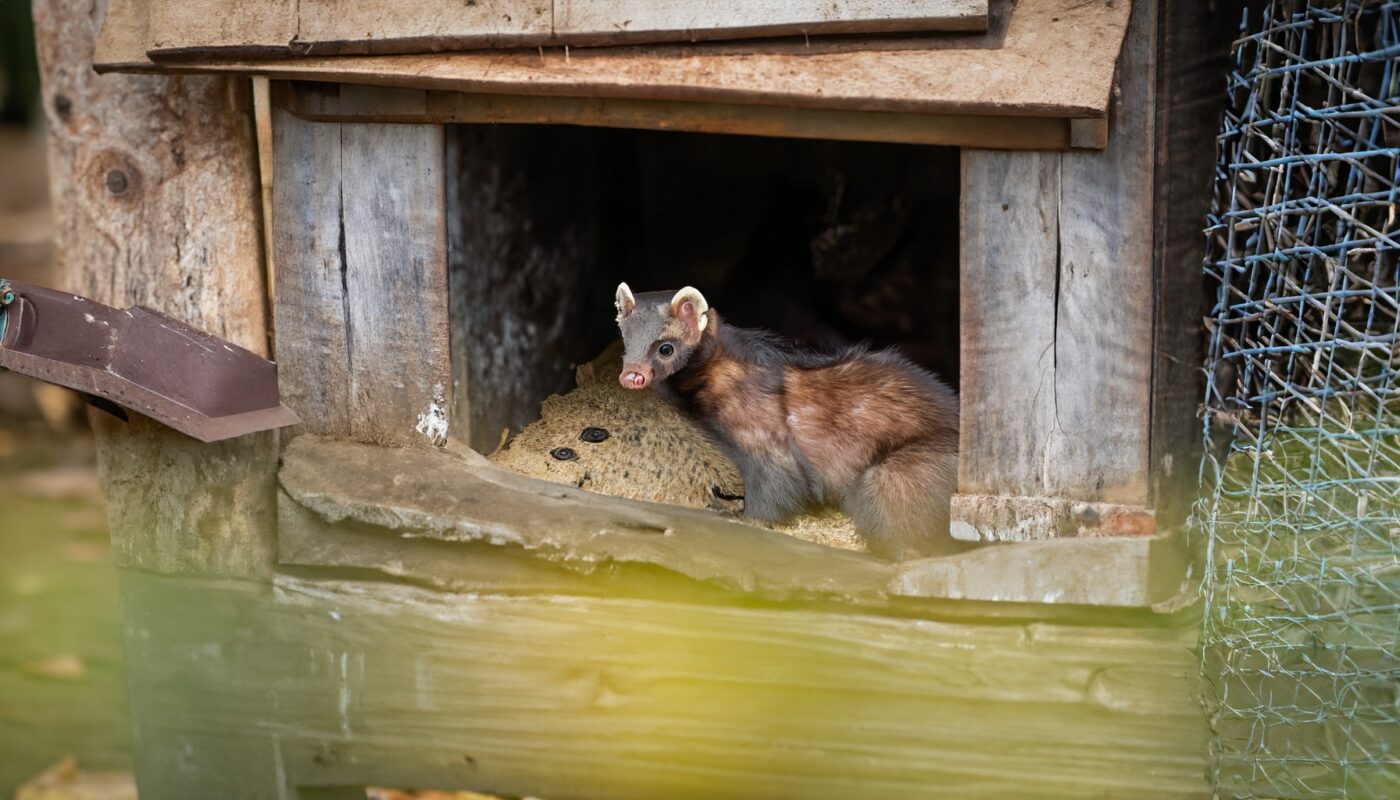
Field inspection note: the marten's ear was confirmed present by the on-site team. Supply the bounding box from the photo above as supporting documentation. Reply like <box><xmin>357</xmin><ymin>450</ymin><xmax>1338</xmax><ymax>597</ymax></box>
<box><xmin>615</xmin><ymin>282</ymin><xmax>636</xmax><ymax>321</ymax></box>
<box><xmin>669</xmin><ymin>286</ymin><xmax>709</xmax><ymax>334</ymax></box>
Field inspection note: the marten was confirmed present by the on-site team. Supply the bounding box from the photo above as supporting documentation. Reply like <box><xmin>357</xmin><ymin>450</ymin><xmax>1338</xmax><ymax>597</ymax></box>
<box><xmin>614</xmin><ymin>283</ymin><xmax>964</xmax><ymax>560</ymax></box>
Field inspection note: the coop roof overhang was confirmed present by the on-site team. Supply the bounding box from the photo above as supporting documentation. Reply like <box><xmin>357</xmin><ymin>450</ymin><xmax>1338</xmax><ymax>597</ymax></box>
<box><xmin>94</xmin><ymin>0</ymin><xmax>1132</xmax><ymax>151</ymax></box>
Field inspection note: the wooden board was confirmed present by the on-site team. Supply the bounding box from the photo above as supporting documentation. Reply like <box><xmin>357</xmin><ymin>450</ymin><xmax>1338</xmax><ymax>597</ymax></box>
<box><xmin>283</xmin><ymin>82</ymin><xmax>1083</xmax><ymax>151</ymax></box>
<box><xmin>271</xmin><ymin>106</ymin><xmax>452</xmax><ymax>448</ymax></box>
<box><xmin>953</xmin><ymin>0</ymin><xmax>1157</xmax><ymax>539</ymax></box>
<box><xmin>141</xmin><ymin>0</ymin><xmax>986</xmax><ymax>60</ymax></box>
<box><xmin>1044</xmin><ymin>0</ymin><xmax>1156</xmax><ymax>503</ymax></box>
<box><xmin>279</xmin><ymin>436</ymin><xmax>1193</xmax><ymax>609</ymax></box>
<box><xmin>958</xmin><ymin>151</ymin><xmax>1061</xmax><ymax>497</ymax></box>
<box><xmin>117</xmin><ymin>569</ymin><xmax>1209</xmax><ymax>799</ymax></box>
<box><xmin>96</xmin><ymin>0</ymin><xmax>1128</xmax><ymax>130</ymax></box>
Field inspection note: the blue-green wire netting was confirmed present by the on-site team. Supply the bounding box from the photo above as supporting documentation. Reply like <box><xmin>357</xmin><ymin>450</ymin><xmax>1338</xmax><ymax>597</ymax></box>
<box><xmin>1197</xmin><ymin>2</ymin><xmax>1400</xmax><ymax>797</ymax></box>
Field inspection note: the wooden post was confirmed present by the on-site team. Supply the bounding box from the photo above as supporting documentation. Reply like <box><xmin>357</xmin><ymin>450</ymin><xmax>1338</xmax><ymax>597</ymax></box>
<box><xmin>954</xmin><ymin>0</ymin><xmax>1158</xmax><ymax>540</ymax></box>
<box><xmin>32</xmin><ymin>0</ymin><xmax>283</xmax><ymax>796</ymax></box>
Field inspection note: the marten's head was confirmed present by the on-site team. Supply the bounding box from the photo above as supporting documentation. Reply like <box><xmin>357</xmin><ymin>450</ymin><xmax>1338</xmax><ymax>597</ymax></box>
<box><xmin>614</xmin><ymin>283</ymin><xmax>711</xmax><ymax>390</ymax></box>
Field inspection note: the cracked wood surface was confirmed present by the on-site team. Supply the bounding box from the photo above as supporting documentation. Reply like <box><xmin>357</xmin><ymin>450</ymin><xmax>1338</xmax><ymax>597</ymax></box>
<box><xmin>279</xmin><ymin>436</ymin><xmax>1191</xmax><ymax>608</ymax></box>
<box><xmin>954</xmin><ymin>0</ymin><xmax>1156</xmax><ymax>539</ymax></box>
<box><xmin>271</xmin><ymin>104</ymin><xmax>451</xmax><ymax>447</ymax></box>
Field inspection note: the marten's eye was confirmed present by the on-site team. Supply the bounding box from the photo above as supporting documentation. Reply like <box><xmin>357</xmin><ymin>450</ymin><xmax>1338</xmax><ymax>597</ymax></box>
<box><xmin>658</xmin><ymin>343</ymin><xmax>675</xmax><ymax>358</ymax></box>
<box><xmin>550</xmin><ymin>447</ymin><xmax>578</xmax><ymax>461</ymax></box>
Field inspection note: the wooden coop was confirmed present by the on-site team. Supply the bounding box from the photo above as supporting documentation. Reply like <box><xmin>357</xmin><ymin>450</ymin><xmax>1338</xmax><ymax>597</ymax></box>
<box><xmin>31</xmin><ymin>0</ymin><xmax>1238</xmax><ymax>796</ymax></box>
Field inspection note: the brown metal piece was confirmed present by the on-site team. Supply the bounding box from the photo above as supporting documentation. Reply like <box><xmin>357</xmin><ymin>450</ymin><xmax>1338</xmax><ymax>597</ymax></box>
<box><xmin>0</xmin><ymin>279</ymin><xmax>299</xmax><ymax>442</ymax></box>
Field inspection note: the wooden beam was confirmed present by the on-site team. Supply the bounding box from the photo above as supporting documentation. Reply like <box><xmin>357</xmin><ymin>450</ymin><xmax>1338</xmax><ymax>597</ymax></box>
<box><xmin>33</xmin><ymin>0</ymin><xmax>278</xmax><ymax>578</ymax></box>
<box><xmin>954</xmin><ymin>0</ymin><xmax>1157</xmax><ymax>539</ymax></box>
<box><xmin>271</xmin><ymin>98</ymin><xmax>451</xmax><ymax>448</ymax></box>
<box><xmin>282</xmin><ymin>82</ymin><xmax>1078</xmax><ymax>151</ymax></box>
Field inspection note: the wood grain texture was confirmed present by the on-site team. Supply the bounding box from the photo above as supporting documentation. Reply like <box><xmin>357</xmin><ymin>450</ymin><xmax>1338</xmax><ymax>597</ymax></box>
<box><xmin>555</xmin><ymin>0</ymin><xmax>987</xmax><ymax>44</ymax></box>
<box><xmin>118</xmin><ymin>569</ymin><xmax>1209</xmax><ymax>799</ymax></box>
<box><xmin>97</xmin><ymin>0</ymin><xmax>1128</xmax><ymax>122</ymax></box>
<box><xmin>284</xmin><ymin>82</ymin><xmax>1080</xmax><ymax>151</ymax></box>
<box><xmin>955</xmin><ymin>0</ymin><xmax>1159</xmax><ymax>540</ymax></box>
<box><xmin>270</xmin><ymin>99</ymin><xmax>451</xmax><ymax>448</ymax></box>
<box><xmin>33</xmin><ymin>0</ymin><xmax>278</xmax><ymax>577</ymax></box>
<box><xmin>1044</xmin><ymin>0</ymin><xmax>1156</xmax><ymax>504</ymax></box>
<box><xmin>146</xmin><ymin>0</ymin><xmax>292</xmax><ymax>57</ymax></box>
<box><xmin>339</xmin><ymin>123</ymin><xmax>451</xmax><ymax>447</ymax></box>
<box><xmin>958</xmin><ymin>151</ymin><xmax>1061</xmax><ymax>497</ymax></box>
<box><xmin>140</xmin><ymin>0</ymin><xmax>984</xmax><ymax>58</ymax></box>
<box><xmin>271</xmin><ymin>105</ymin><xmax>352</xmax><ymax>439</ymax></box>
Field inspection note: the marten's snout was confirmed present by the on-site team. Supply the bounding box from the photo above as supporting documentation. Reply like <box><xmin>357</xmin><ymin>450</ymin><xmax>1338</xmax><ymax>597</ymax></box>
<box><xmin>620</xmin><ymin>365</ymin><xmax>651</xmax><ymax>390</ymax></box>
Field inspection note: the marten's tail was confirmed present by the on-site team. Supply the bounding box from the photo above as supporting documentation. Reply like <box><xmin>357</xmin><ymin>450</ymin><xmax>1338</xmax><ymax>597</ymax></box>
<box><xmin>843</xmin><ymin>440</ymin><xmax>965</xmax><ymax>561</ymax></box>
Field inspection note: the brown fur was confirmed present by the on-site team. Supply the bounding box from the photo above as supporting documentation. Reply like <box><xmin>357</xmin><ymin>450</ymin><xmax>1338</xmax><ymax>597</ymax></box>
<box><xmin>617</xmin><ymin>286</ymin><xmax>964</xmax><ymax>560</ymax></box>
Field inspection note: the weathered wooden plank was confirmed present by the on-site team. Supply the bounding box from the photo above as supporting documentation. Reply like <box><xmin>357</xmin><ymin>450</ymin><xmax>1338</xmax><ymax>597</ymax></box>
<box><xmin>339</xmin><ymin>123</ymin><xmax>451</xmax><ymax>447</ymax></box>
<box><xmin>140</xmin><ymin>0</ymin><xmax>985</xmax><ymax>59</ymax></box>
<box><xmin>291</xmin><ymin>0</ymin><xmax>549</xmax><ymax>55</ymax></box>
<box><xmin>279</xmin><ymin>436</ymin><xmax>1190</xmax><ymax>608</ymax></box>
<box><xmin>118</xmin><ymin>569</ymin><xmax>1210</xmax><ymax>799</ymax></box>
<box><xmin>269</xmin><ymin>100</ymin><xmax>452</xmax><ymax>447</ymax></box>
<box><xmin>271</xmin><ymin>105</ymin><xmax>353</xmax><ymax>440</ymax></box>
<box><xmin>555</xmin><ymin>0</ymin><xmax>987</xmax><ymax>45</ymax></box>
<box><xmin>284</xmin><ymin>83</ymin><xmax>1076</xmax><ymax>151</ymax></box>
<box><xmin>957</xmin><ymin>151</ymin><xmax>1061</xmax><ymax>497</ymax></box>
<box><xmin>97</xmin><ymin>0</ymin><xmax>1128</xmax><ymax>125</ymax></box>
<box><xmin>145</xmin><ymin>0</ymin><xmax>292</xmax><ymax>59</ymax></box>
<box><xmin>1044</xmin><ymin>0</ymin><xmax>1156</xmax><ymax>504</ymax></box>
<box><xmin>1150</xmin><ymin>0</ymin><xmax>1238</xmax><ymax>529</ymax></box>
<box><xmin>954</xmin><ymin>0</ymin><xmax>1160</xmax><ymax>539</ymax></box>
<box><xmin>34</xmin><ymin>0</ymin><xmax>278</xmax><ymax>578</ymax></box>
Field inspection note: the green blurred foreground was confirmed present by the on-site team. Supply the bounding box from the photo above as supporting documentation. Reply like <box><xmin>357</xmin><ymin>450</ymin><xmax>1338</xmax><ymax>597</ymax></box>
<box><xmin>0</xmin><ymin>427</ymin><xmax>132</xmax><ymax>797</ymax></box>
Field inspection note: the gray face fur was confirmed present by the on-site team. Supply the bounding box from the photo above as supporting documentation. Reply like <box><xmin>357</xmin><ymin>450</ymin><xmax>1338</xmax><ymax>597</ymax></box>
<box><xmin>615</xmin><ymin>283</ymin><xmax>710</xmax><ymax>390</ymax></box>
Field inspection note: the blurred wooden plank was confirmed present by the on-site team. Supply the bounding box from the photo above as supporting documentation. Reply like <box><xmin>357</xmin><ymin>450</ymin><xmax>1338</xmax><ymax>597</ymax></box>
<box><xmin>98</xmin><ymin>0</ymin><xmax>1128</xmax><ymax>128</ymax></box>
<box><xmin>1150</xmin><ymin>0</ymin><xmax>1240</xmax><ymax>529</ymax></box>
<box><xmin>119</xmin><ymin>569</ymin><xmax>1209</xmax><ymax>798</ymax></box>
<box><xmin>283</xmin><ymin>82</ymin><xmax>1076</xmax><ymax>150</ymax></box>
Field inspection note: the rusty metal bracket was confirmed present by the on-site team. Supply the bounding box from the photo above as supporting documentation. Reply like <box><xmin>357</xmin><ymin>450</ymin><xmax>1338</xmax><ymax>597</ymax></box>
<box><xmin>0</xmin><ymin>279</ymin><xmax>298</xmax><ymax>442</ymax></box>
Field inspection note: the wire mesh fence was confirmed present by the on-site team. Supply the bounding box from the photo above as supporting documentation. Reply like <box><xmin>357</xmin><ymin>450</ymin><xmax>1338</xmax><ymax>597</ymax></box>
<box><xmin>1197</xmin><ymin>1</ymin><xmax>1400</xmax><ymax>797</ymax></box>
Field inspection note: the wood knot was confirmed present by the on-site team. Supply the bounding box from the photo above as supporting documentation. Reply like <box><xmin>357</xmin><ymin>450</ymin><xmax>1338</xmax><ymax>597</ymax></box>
<box><xmin>89</xmin><ymin>149</ymin><xmax>142</xmax><ymax>203</ymax></box>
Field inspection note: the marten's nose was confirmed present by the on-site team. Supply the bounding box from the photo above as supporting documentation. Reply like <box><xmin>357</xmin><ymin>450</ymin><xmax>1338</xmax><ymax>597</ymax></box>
<box><xmin>620</xmin><ymin>369</ymin><xmax>650</xmax><ymax>390</ymax></box>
